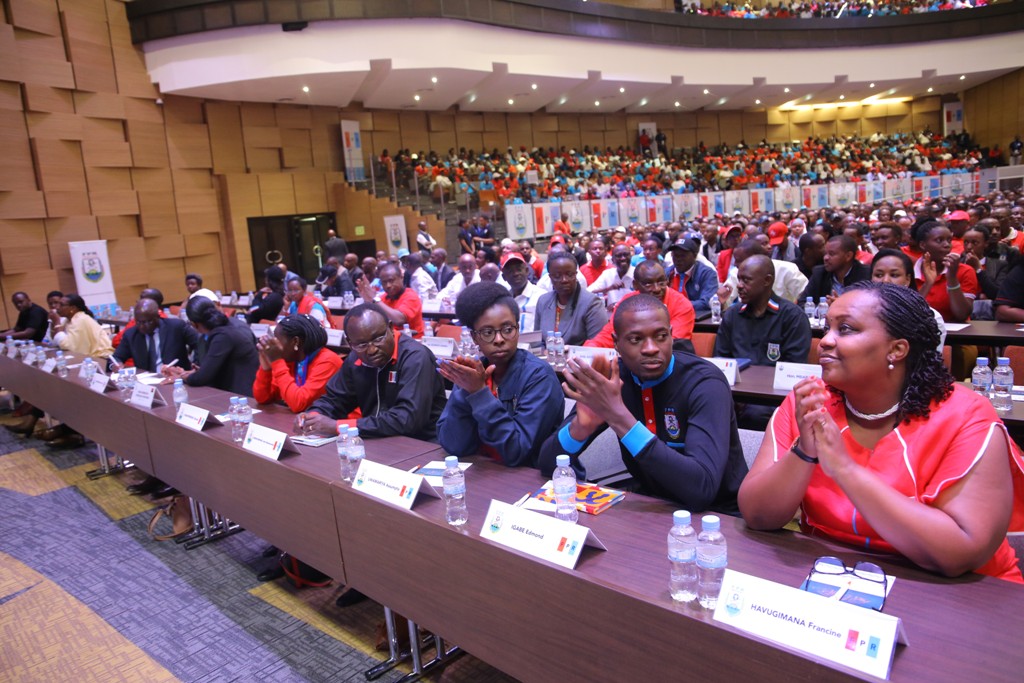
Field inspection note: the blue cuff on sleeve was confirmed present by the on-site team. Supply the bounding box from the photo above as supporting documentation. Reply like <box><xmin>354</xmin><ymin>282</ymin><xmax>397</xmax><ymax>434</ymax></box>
<box><xmin>558</xmin><ymin>423</ymin><xmax>587</xmax><ymax>455</ymax></box>
<box><xmin>620</xmin><ymin>421</ymin><xmax>655</xmax><ymax>458</ymax></box>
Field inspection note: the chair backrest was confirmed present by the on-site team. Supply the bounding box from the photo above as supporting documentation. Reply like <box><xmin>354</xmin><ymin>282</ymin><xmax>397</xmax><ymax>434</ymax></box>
<box><xmin>807</xmin><ymin>338</ymin><xmax>820</xmax><ymax>365</ymax></box>
<box><xmin>942</xmin><ymin>345</ymin><xmax>952</xmax><ymax>371</ymax></box>
<box><xmin>434</xmin><ymin>324</ymin><xmax>463</xmax><ymax>341</ymax></box>
<box><xmin>1006</xmin><ymin>346</ymin><xmax>1024</xmax><ymax>380</ymax></box>
<box><xmin>691</xmin><ymin>332</ymin><xmax>716</xmax><ymax>358</ymax></box>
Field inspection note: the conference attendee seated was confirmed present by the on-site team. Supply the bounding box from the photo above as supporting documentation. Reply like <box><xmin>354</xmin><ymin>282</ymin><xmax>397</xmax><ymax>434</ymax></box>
<box><xmin>533</xmin><ymin>252</ymin><xmax>608</xmax><ymax>345</ymax></box>
<box><xmin>436</xmin><ymin>282</ymin><xmax>563</xmax><ymax>468</ymax></box>
<box><xmin>253</xmin><ymin>314</ymin><xmax>342</xmax><ymax>413</ymax></box>
<box><xmin>499</xmin><ymin>252</ymin><xmax>544</xmax><ymax>332</ymax></box>
<box><xmin>800</xmin><ymin>234</ymin><xmax>871</xmax><ymax>304</ymax></box>
<box><xmin>164</xmin><ymin>297</ymin><xmax>259</xmax><ymax>396</ymax></box>
<box><xmin>111</xmin><ymin>298</ymin><xmax>199</xmax><ymax>373</ymax></box>
<box><xmin>870</xmin><ymin>249</ymin><xmax>946</xmax><ymax>350</ymax></box>
<box><xmin>437</xmin><ymin>253</ymin><xmax>480</xmax><ymax>302</ymax></box>
<box><xmin>314</xmin><ymin>265</ymin><xmax>355</xmax><ymax>300</ymax></box>
<box><xmin>584</xmin><ymin>261</ymin><xmax>695</xmax><ymax>349</ymax></box>
<box><xmin>247</xmin><ymin>266</ymin><xmax>286</xmax><ymax>324</ymax></box>
<box><xmin>1</xmin><ymin>292</ymin><xmax>48</xmax><ymax>342</ymax></box>
<box><xmin>720</xmin><ymin>239</ymin><xmax>808</xmax><ymax>306</ymax></box>
<box><xmin>404</xmin><ymin>252</ymin><xmax>439</xmax><ymax>301</ymax></box>
<box><xmin>538</xmin><ymin>295</ymin><xmax>748</xmax><ymax>514</ymax></box>
<box><xmin>994</xmin><ymin>259</ymin><xmax>1024</xmax><ymax>323</ymax></box>
<box><xmin>739</xmin><ymin>282</ymin><xmax>1024</xmax><ymax>582</ymax></box>
<box><xmin>664</xmin><ymin>237</ymin><xmax>718</xmax><ymax>315</ymax></box>
<box><xmin>911</xmin><ymin>219</ymin><xmax>978</xmax><ymax>323</ymax></box>
<box><xmin>356</xmin><ymin>263</ymin><xmax>425</xmax><ymax>337</ymax></box>
<box><xmin>587</xmin><ymin>244</ymin><xmax>635</xmax><ymax>310</ymax></box>
<box><xmin>299</xmin><ymin>302</ymin><xmax>445</xmax><ymax>441</ymax></box>
<box><xmin>714</xmin><ymin>255</ymin><xmax>811</xmax><ymax>429</ymax></box>
<box><xmin>185</xmin><ymin>273</ymin><xmax>217</xmax><ymax>302</ymax></box>
<box><xmin>580</xmin><ymin>236</ymin><xmax>611</xmax><ymax>286</ymax></box>
<box><xmin>111</xmin><ymin>288</ymin><xmax>166</xmax><ymax>350</ymax></box>
<box><xmin>284</xmin><ymin>277</ymin><xmax>334</xmax><ymax>329</ymax></box>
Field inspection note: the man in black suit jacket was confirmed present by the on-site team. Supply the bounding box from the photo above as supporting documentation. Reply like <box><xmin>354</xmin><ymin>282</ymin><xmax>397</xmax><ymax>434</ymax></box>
<box><xmin>111</xmin><ymin>299</ymin><xmax>199</xmax><ymax>372</ymax></box>
<box><xmin>800</xmin><ymin>234</ymin><xmax>871</xmax><ymax>304</ymax></box>
<box><xmin>430</xmin><ymin>248</ymin><xmax>456</xmax><ymax>290</ymax></box>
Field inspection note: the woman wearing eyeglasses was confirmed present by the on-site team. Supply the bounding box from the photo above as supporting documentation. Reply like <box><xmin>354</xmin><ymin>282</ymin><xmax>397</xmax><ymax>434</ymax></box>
<box><xmin>739</xmin><ymin>282</ymin><xmax>1024</xmax><ymax>582</ymax></box>
<box><xmin>437</xmin><ymin>282</ymin><xmax>564</xmax><ymax>468</ymax></box>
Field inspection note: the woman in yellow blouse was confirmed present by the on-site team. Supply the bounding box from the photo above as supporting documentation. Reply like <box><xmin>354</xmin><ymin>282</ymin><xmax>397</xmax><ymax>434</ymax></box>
<box><xmin>49</xmin><ymin>293</ymin><xmax>113</xmax><ymax>359</ymax></box>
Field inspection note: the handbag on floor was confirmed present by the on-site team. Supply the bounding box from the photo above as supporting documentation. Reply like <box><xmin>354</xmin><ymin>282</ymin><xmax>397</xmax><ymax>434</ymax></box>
<box><xmin>280</xmin><ymin>553</ymin><xmax>333</xmax><ymax>588</ymax></box>
<box><xmin>147</xmin><ymin>495</ymin><xmax>194</xmax><ymax>541</ymax></box>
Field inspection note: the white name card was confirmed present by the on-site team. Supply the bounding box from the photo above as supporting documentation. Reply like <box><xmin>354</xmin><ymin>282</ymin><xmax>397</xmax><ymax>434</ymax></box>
<box><xmin>250</xmin><ymin>323</ymin><xmax>270</xmax><ymax>339</ymax></box>
<box><xmin>241</xmin><ymin>422</ymin><xmax>299</xmax><ymax>461</ymax></box>
<box><xmin>327</xmin><ymin>296</ymin><xmax>343</xmax><ymax>309</ymax></box>
<box><xmin>129</xmin><ymin>383</ymin><xmax>165</xmax><ymax>409</ymax></box>
<box><xmin>773</xmin><ymin>362</ymin><xmax>823</xmax><ymax>392</ymax></box>
<box><xmin>219</xmin><ymin>295</ymin><xmax>232</xmax><ymax>306</ymax></box>
<box><xmin>6</xmin><ymin>346</ymin><xmax>18</xmax><ymax>359</ymax></box>
<box><xmin>713</xmin><ymin>570</ymin><xmax>906</xmax><ymax>680</ymax></box>
<box><xmin>77</xmin><ymin>362</ymin><xmax>90</xmax><ymax>378</ymax></box>
<box><xmin>41</xmin><ymin>358</ymin><xmax>57</xmax><ymax>373</ymax></box>
<box><xmin>421</xmin><ymin>299</ymin><xmax>442</xmax><ymax>314</ymax></box>
<box><xmin>175</xmin><ymin>403</ymin><xmax>211</xmax><ymax>432</ymax></box>
<box><xmin>565</xmin><ymin>345</ymin><xmax>617</xmax><ymax>366</ymax></box>
<box><xmin>89</xmin><ymin>372</ymin><xmax>111</xmax><ymax>393</ymax></box>
<box><xmin>22</xmin><ymin>354</ymin><xmax>34</xmax><ymax>365</ymax></box>
<box><xmin>326</xmin><ymin>328</ymin><xmax>344</xmax><ymax>347</ymax></box>
<box><xmin>422</xmin><ymin>336</ymin><xmax>455</xmax><ymax>358</ymax></box>
<box><xmin>479</xmin><ymin>499</ymin><xmax>605</xmax><ymax>570</ymax></box>
<box><xmin>237</xmin><ymin>295</ymin><xmax>252</xmax><ymax>307</ymax></box>
<box><xmin>351</xmin><ymin>459</ymin><xmax>433</xmax><ymax>509</ymax></box>
<box><xmin>707</xmin><ymin>357</ymin><xmax>739</xmax><ymax>386</ymax></box>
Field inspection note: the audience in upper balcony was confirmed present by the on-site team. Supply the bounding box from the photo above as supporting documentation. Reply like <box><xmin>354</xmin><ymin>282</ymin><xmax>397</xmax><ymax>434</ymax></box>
<box><xmin>675</xmin><ymin>0</ymin><xmax>993</xmax><ymax>19</ymax></box>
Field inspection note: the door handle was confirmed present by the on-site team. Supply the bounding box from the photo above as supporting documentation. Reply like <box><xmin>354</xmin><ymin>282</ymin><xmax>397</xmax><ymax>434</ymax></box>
<box><xmin>266</xmin><ymin>250</ymin><xmax>282</xmax><ymax>264</ymax></box>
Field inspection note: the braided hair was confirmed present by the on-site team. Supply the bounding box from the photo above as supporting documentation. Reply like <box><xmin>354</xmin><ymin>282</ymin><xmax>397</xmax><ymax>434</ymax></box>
<box><xmin>842</xmin><ymin>281</ymin><xmax>953</xmax><ymax>423</ymax></box>
<box><xmin>276</xmin><ymin>313</ymin><xmax>328</xmax><ymax>357</ymax></box>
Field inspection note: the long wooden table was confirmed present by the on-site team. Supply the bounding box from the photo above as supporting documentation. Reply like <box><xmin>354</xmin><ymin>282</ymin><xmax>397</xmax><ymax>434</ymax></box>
<box><xmin>4</xmin><ymin>353</ymin><xmax>1024</xmax><ymax>682</ymax></box>
<box><xmin>695</xmin><ymin>319</ymin><xmax>1024</xmax><ymax>348</ymax></box>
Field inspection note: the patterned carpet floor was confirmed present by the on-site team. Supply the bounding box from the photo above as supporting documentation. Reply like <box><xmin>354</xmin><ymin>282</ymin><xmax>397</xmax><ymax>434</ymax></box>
<box><xmin>0</xmin><ymin>404</ymin><xmax>517</xmax><ymax>683</ymax></box>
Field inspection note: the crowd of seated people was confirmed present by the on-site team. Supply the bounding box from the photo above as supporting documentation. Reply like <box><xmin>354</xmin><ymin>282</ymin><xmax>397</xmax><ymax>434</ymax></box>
<box><xmin>380</xmin><ymin>129</ymin><xmax>986</xmax><ymax>204</ymax></box>
<box><xmin>675</xmin><ymin>0</ymin><xmax>996</xmax><ymax>18</ymax></box>
<box><xmin>4</xmin><ymin>187</ymin><xmax>1024</xmax><ymax>592</ymax></box>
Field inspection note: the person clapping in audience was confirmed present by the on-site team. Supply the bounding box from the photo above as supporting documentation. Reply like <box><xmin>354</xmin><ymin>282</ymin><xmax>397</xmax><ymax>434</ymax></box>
<box><xmin>253</xmin><ymin>314</ymin><xmax>342</xmax><ymax>413</ymax></box>
<box><xmin>739</xmin><ymin>282</ymin><xmax>1023</xmax><ymax>581</ymax></box>
<box><xmin>437</xmin><ymin>282</ymin><xmax>563</xmax><ymax>468</ymax></box>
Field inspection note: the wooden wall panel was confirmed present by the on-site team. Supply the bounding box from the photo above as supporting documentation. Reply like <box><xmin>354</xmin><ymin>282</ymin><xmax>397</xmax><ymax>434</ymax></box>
<box><xmin>257</xmin><ymin>174</ymin><xmax>296</xmax><ymax>216</ymax></box>
<box><xmin>96</xmin><ymin>215</ymin><xmax>138</xmax><ymax>240</ymax></box>
<box><xmin>13</xmin><ymin>29</ymin><xmax>74</xmax><ymax>89</ymax></box>
<box><xmin>293</xmin><ymin>172</ymin><xmax>328</xmax><ymax>214</ymax></box>
<box><xmin>0</xmin><ymin>219</ymin><xmax>47</xmax><ymax>247</ymax></box>
<box><xmin>131</xmin><ymin>167</ymin><xmax>173</xmax><ymax>192</ymax></box>
<box><xmin>7</xmin><ymin>0</ymin><xmax>62</xmax><ymax>36</ymax></box>
<box><xmin>144</xmin><ymin>234</ymin><xmax>186</xmax><ymax>260</ymax></box>
<box><xmin>281</xmin><ymin>128</ymin><xmax>313</xmax><ymax>168</ymax></box>
<box><xmin>126</xmin><ymin>120</ymin><xmax>168</xmax><ymax>167</ymax></box>
<box><xmin>23</xmin><ymin>84</ymin><xmax>74</xmax><ymax>113</ymax></box>
<box><xmin>89</xmin><ymin>189</ymin><xmax>138</xmax><ymax>216</ymax></box>
<box><xmin>183</xmin><ymin>233</ymin><xmax>220</xmax><ymax>257</ymax></box>
<box><xmin>45</xmin><ymin>215</ymin><xmax>99</xmax><ymax>243</ymax></box>
<box><xmin>166</xmin><ymin>123</ymin><xmax>213</xmax><ymax>168</ymax></box>
<box><xmin>174</xmin><ymin>188</ymin><xmax>220</xmax><ymax>234</ymax></box>
<box><xmin>85</xmin><ymin>166</ymin><xmax>132</xmax><ymax>192</ymax></box>
<box><xmin>44</xmin><ymin>191</ymin><xmax>90</xmax><ymax>216</ymax></box>
<box><xmin>0</xmin><ymin>245</ymin><xmax>51</xmax><ymax>274</ymax></box>
<box><xmin>30</xmin><ymin>138</ymin><xmax>86</xmax><ymax>191</ymax></box>
<box><xmin>206</xmin><ymin>101</ymin><xmax>246</xmax><ymax>174</ymax></box>
<box><xmin>0</xmin><ymin>191</ymin><xmax>47</xmax><ymax>219</ymax></box>
<box><xmin>136</xmin><ymin>189</ymin><xmax>178</xmax><ymax>235</ymax></box>
<box><xmin>81</xmin><ymin>138</ymin><xmax>131</xmax><ymax>167</ymax></box>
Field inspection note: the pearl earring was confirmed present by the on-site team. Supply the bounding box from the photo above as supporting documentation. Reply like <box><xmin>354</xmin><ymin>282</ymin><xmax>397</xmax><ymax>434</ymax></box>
<box><xmin>887</xmin><ymin>359</ymin><xmax>894</xmax><ymax>370</ymax></box>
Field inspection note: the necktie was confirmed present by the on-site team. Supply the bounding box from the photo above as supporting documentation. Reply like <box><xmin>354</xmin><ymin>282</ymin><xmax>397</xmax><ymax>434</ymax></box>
<box><xmin>148</xmin><ymin>334</ymin><xmax>159</xmax><ymax>372</ymax></box>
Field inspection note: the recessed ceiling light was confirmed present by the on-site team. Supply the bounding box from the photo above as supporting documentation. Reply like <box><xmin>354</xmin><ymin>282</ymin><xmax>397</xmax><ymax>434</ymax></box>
<box><xmin>927</xmin><ymin>87</ymin><xmax>933</xmax><ymax>93</ymax></box>
<box><xmin>559</xmin><ymin>97</ymin><xmax>567</xmax><ymax>105</ymax></box>
<box><xmin>507</xmin><ymin>99</ymin><xmax>514</xmax><ymax>105</ymax></box>
<box><xmin>619</xmin><ymin>87</ymin><xmax>625</xmax><ymax>93</ymax></box>
<box><xmin>960</xmin><ymin>75</ymin><xmax>966</xmax><ymax>80</ymax></box>
<box><xmin>302</xmin><ymin>86</ymin><xmax>309</xmax><ymax>93</ymax></box>
<box><xmin>414</xmin><ymin>94</ymin><xmax>421</xmax><ymax>101</ymax></box>
<box><xmin>703</xmin><ymin>89</ymin><xmax>710</xmax><ymax>95</ymax></box>
<box><xmin>869</xmin><ymin>83</ymin><xmax>875</xmax><ymax>88</ymax></box>
<box><xmin>839</xmin><ymin>94</ymin><xmax>845</xmax><ymax>100</ymax></box>
<box><xmin>755</xmin><ymin>99</ymin><xmax>761</xmax><ymax>105</ymax></box>
<box><xmin>640</xmin><ymin>99</ymin><xmax>648</xmax><ymax>106</ymax></box>
<box><xmin>594</xmin><ymin>100</ymin><xmax>600</xmax><ymax>106</ymax></box>
<box><xmin>431</xmin><ymin>76</ymin><xmax>437</xmax><ymax>84</ymax></box>
<box><xmin>531</xmin><ymin>83</ymin><xmax>538</xmax><ymax>90</ymax></box>
<box><xmin>674</xmin><ymin>101</ymin><xmax>681</xmax><ymax>107</ymax></box>
<box><xmin>784</xmin><ymin>87</ymin><xmax>790</xmax><ymax>93</ymax></box>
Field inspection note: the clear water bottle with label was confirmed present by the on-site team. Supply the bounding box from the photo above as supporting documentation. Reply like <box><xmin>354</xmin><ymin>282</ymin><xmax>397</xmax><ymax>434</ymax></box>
<box><xmin>697</xmin><ymin>515</ymin><xmax>727</xmax><ymax>609</ymax></box>
<box><xmin>553</xmin><ymin>331</ymin><xmax>566</xmax><ymax>371</ymax></box>
<box><xmin>552</xmin><ymin>454</ymin><xmax>579</xmax><ymax>523</ymax></box>
<box><xmin>668</xmin><ymin>510</ymin><xmax>698</xmax><ymax>603</ymax></box>
<box><xmin>82</xmin><ymin>356</ymin><xmax>96</xmax><ymax>381</ymax></box>
<box><xmin>55</xmin><ymin>350</ymin><xmax>68</xmax><ymax>378</ymax></box>
<box><xmin>816</xmin><ymin>299</ymin><xmax>830</xmax><ymax>326</ymax></box>
<box><xmin>347</xmin><ymin>427</ymin><xmax>365</xmax><ymax>478</ymax></box>
<box><xmin>227</xmin><ymin>397</ymin><xmax>241</xmax><ymax>442</ymax></box>
<box><xmin>423</xmin><ymin>324</ymin><xmax>434</xmax><ymax>338</ymax></box>
<box><xmin>710</xmin><ymin>294</ymin><xmax>722</xmax><ymax>324</ymax></box>
<box><xmin>236</xmin><ymin>397</ymin><xmax>252</xmax><ymax>441</ymax></box>
<box><xmin>5</xmin><ymin>336</ymin><xmax>12</xmax><ymax>355</ymax></box>
<box><xmin>804</xmin><ymin>297</ymin><xmax>817</xmax><ymax>326</ymax></box>
<box><xmin>336</xmin><ymin>425</ymin><xmax>351</xmax><ymax>481</ymax></box>
<box><xmin>172</xmin><ymin>378</ymin><xmax>188</xmax><ymax>407</ymax></box>
<box><xmin>442</xmin><ymin>455</ymin><xmax>468</xmax><ymax>527</ymax></box>
<box><xmin>402</xmin><ymin>323</ymin><xmax>412</xmax><ymax>338</ymax></box>
<box><xmin>545</xmin><ymin>331</ymin><xmax>556</xmax><ymax>365</ymax></box>
<box><xmin>972</xmin><ymin>357</ymin><xmax>992</xmax><ymax>396</ymax></box>
<box><xmin>992</xmin><ymin>357</ymin><xmax>1014</xmax><ymax>414</ymax></box>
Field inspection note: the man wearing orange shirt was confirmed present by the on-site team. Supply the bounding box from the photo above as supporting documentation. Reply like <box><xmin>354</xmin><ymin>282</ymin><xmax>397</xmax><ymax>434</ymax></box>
<box><xmin>579</xmin><ymin>237</ymin><xmax>611</xmax><ymax>286</ymax></box>
<box><xmin>553</xmin><ymin>213</ymin><xmax>571</xmax><ymax>236</ymax></box>
<box><xmin>356</xmin><ymin>263</ymin><xmax>424</xmax><ymax>337</ymax></box>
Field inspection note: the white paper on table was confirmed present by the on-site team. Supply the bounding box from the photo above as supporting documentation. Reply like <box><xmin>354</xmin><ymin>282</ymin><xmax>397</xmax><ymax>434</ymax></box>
<box><xmin>943</xmin><ymin>323</ymin><xmax>970</xmax><ymax>332</ymax></box>
<box><xmin>136</xmin><ymin>372</ymin><xmax>165</xmax><ymax>385</ymax></box>
<box><xmin>212</xmin><ymin>408</ymin><xmax>262</xmax><ymax>424</ymax></box>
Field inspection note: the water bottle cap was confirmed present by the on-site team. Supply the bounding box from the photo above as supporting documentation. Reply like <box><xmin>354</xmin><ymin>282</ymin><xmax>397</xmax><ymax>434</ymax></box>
<box><xmin>673</xmin><ymin>510</ymin><xmax>691</xmax><ymax>526</ymax></box>
<box><xmin>230</xmin><ymin>396</ymin><xmax>239</xmax><ymax>405</ymax></box>
<box><xmin>445</xmin><ymin>455</ymin><xmax>459</xmax><ymax>468</ymax></box>
<box><xmin>976</xmin><ymin>357</ymin><xmax>989</xmax><ymax>366</ymax></box>
<box><xmin>350</xmin><ymin>427</ymin><xmax>359</xmax><ymax>436</ymax></box>
<box><xmin>806</xmin><ymin>297</ymin><xmax>813</xmax><ymax>302</ymax></box>
<box><xmin>174</xmin><ymin>378</ymin><xmax>182</xmax><ymax>385</ymax></box>
<box><xmin>997</xmin><ymin>357</ymin><xmax>1010</xmax><ymax>365</ymax></box>
<box><xmin>337</xmin><ymin>425</ymin><xmax>347</xmax><ymax>435</ymax></box>
<box><xmin>701</xmin><ymin>515</ymin><xmax>720</xmax><ymax>531</ymax></box>
<box><xmin>239</xmin><ymin>397</ymin><xmax>248</xmax><ymax>405</ymax></box>
<box><xmin>556</xmin><ymin>454</ymin><xmax>570</xmax><ymax>467</ymax></box>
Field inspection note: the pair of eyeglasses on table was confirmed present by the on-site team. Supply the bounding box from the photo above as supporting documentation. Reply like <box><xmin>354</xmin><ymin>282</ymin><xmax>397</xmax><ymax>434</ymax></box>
<box><xmin>800</xmin><ymin>556</ymin><xmax>889</xmax><ymax>612</ymax></box>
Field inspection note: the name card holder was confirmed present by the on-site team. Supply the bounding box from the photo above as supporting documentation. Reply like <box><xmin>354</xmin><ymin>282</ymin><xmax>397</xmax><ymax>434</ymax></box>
<box><xmin>773</xmin><ymin>362</ymin><xmax>823</xmax><ymax>392</ymax></box>
<box><xmin>351</xmin><ymin>459</ymin><xmax>436</xmax><ymax>510</ymax></box>
<box><xmin>41</xmin><ymin>358</ymin><xmax>58</xmax><ymax>373</ymax></box>
<box><xmin>250</xmin><ymin>323</ymin><xmax>270</xmax><ymax>339</ymax></box>
<box><xmin>327</xmin><ymin>296</ymin><xmax>343</xmax><ymax>309</ymax></box>
<box><xmin>421</xmin><ymin>299</ymin><xmax>443</xmax><ymax>314</ymax></box>
<box><xmin>6</xmin><ymin>347</ymin><xmax>17</xmax><ymax>359</ymax></box>
<box><xmin>326</xmin><ymin>329</ymin><xmax>344</xmax><ymax>347</ymax></box>
<box><xmin>565</xmin><ymin>346</ymin><xmax>618</xmax><ymax>366</ymax></box>
<box><xmin>176</xmin><ymin>403</ymin><xmax>212</xmax><ymax>431</ymax></box>
<box><xmin>241</xmin><ymin>422</ymin><xmax>299</xmax><ymax>461</ymax></box>
<box><xmin>479</xmin><ymin>500</ymin><xmax>605</xmax><ymax>570</ymax></box>
<box><xmin>707</xmin><ymin>357</ymin><xmax>739</xmax><ymax>386</ymax></box>
<box><xmin>422</xmin><ymin>336</ymin><xmax>455</xmax><ymax>359</ymax></box>
<box><xmin>129</xmin><ymin>383</ymin><xmax>166</xmax><ymax>409</ymax></box>
<box><xmin>713</xmin><ymin>570</ymin><xmax>907</xmax><ymax>680</ymax></box>
<box><xmin>89</xmin><ymin>373</ymin><xmax>114</xmax><ymax>394</ymax></box>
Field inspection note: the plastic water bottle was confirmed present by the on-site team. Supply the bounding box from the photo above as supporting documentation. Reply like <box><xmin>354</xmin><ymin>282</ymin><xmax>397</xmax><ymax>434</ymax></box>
<box><xmin>668</xmin><ymin>510</ymin><xmax>698</xmax><ymax>603</ymax></box>
<box><xmin>424</xmin><ymin>324</ymin><xmax>434</xmax><ymax>338</ymax></box>
<box><xmin>55</xmin><ymin>350</ymin><xmax>68</xmax><ymax>378</ymax></box>
<box><xmin>4</xmin><ymin>336</ymin><xmax>12</xmax><ymax>354</ymax></box>
<box><xmin>710</xmin><ymin>294</ymin><xmax>722</xmax><ymax>324</ymax></box>
<box><xmin>816</xmin><ymin>299</ymin><xmax>829</xmax><ymax>326</ymax></box>
<box><xmin>402</xmin><ymin>323</ymin><xmax>413</xmax><ymax>338</ymax></box>
<box><xmin>972</xmin><ymin>357</ymin><xmax>992</xmax><ymax>396</ymax></box>
<box><xmin>697</xmin><ymin>515</ymin><xmax>727</xmax><ymax>610</ymax></box>
<box><xmin>336</xmin><ymin>425</ymin><xmax>352</xmax><ymax>481</ymax></box>
<box><xmin>460</xmin><ymin>326</ymin><xmax>473</xmax><ymax>356</ymax></box>
<box><xmin>804</xmin><ymin>297</ymin><xmax>817</xmax><ymax>326</ymax></box>
<box><xmin>545</xmin><ymin>331</ymin><xmax>557</xmax><ymax>365</ymax></box>
<box><xmin>553</xmin><ymin>331</ymin><xmax>565</xmax><ymax>370</ymax></box>
<box><xmin>82</xmin><ymin>356</ymin><xmax>96</xmax><ymax>381</ymax></box>
<box><xmin>346</xmin><ymin>428</ymin><xmax>365</xmax><ymax>478</ymax></box>
<box><xmin>442</xmin><ymin>455</ymin><xmax>468</xmax><ymax>527</ymax></box>
<box><xmin>236</xmin><ymin>397</ymin><xmax>253</xmax><ymax>440</ymax></box>
<box><xmin>552</xmin><ymin>454</ymin><xmax>578</xmax><ymax>523</ymax></box>
<box><xmin>992</xmin><ymin>357</ymin><xmax>1014</xmax><ymax>414</ymax></box>
<box><xmin>172</xmin><ymin>378</ymin><xmax>188</xmax><ymax>407</ymax></box>
<box><xmin>227</xmin><ymin>396</ymin><xmax>241</xmax><ymax>441</ymax></box>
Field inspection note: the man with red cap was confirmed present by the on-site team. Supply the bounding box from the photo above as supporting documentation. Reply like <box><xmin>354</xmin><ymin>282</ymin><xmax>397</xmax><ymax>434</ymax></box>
<box><xmin>715</xmin><ymin>224</ymin><xmax>744</xmax><ymax>283</ymax></box>
<box><xmin>767</xmin><ymin>221</ymin><xmax>797</xmax><ymax>264</ymax></box>
<box><xmin>946</xmin><ymin>210</ymin><xmax>971</xmax><ymax>257</ymax></box>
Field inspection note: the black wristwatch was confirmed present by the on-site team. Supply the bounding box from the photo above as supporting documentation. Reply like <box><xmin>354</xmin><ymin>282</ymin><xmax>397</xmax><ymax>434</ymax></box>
<box><xmin>790</xmin><ymin>437</ymin><xmax>819</xmax><ymax>464</ymax></box>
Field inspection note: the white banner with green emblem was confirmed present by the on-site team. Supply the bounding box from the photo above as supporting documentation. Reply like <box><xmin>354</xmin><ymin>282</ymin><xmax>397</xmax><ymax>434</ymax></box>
<box><xmin>383</xmin><ymin>215</ymin><xmax>409</xmax><ymax>256</ymax></box>
<box><xmin>68</xmin><ymin>240</ymin><xmax>117</xmax><ymax>309</ymax></box>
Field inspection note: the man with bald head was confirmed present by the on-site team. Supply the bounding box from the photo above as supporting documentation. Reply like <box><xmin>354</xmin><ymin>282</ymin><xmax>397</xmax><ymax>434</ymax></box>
<box><xmin>479</xmin><ymin>262</ymin><xmax>502</xmax><ymax>284</ymax></box>
<box><xmin>110</xmin><ymin>298</ymin><xmax>200</xmax><ymax>373</ymax></box>
<box><xmin>438</xmin><ymin>253</ymin><xmax>480</xmax><ymax>301</ymax></box>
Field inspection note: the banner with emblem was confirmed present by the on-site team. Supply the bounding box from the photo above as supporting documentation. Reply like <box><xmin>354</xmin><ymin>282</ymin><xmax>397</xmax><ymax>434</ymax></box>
<box><xmin>749</xmin><ymin>188</ymin><xmax>774</xmax><ymax>214</ymax></box>
<box><xmin>884</xmin><ymin>178</ymin><xmax>912</xmax><ymax>204</ymax></box>
<box><xmin>857</xmin><ymin>181</ymin><xmax>885</xmax><ymax>204</ymax></box>
<box><xmin>504</xmin><ymin>202</ymin><xmax>535</xmax><ymax>240</ymax></box>
<box><xmin>532</xmin><ymin>202</ymin><xmax>561</xmax><ymax>237</ymax></box>
<box><xmin>383</xmin><ymin>215</ymin><xmax>409</xmax><ymax>255</ymax></box>
<box><xmin>673</xmin><ymin>193</ymin><xmax>700</xmax><ymax>221</ymax></box>
<box><xmin>565</xmin><ymin>199</ymin><xmax>589</xmax><ymax>233</ymax></box>
<box><xmin>590</xmin><ymin>199</ymin><xmax>618</xmax><ymax>230</ymax></box>
<box><xmin>942</xmin><ymin>173</ymin><xmax>973</xmax><ymax>197</ymax></box>
<box><xmin>699</xmin><ymin>192</ymin><xmax>725</xmax><ymax>218</ymax></box>
<box><xmin>724</xmin><ymin>190</ymin><xmax>750</xmax><ymax>217</ymax></box>
<box><xmin>68</xmin><ymin>240</ymin><xmax>117</xmax><ymax>309</ymax></box>
<box><xmin>774</xmin><ymin>186</ymin><xmax>801</xmax><ymax>212</ymax></box>
<box><xmin>646</xmin><ymin>195</ymin><xmax>674</xmax><ymax>224</ymax></box>
<box><xmin>619</xmin><ymin>196</ymin><xmax>645</xmax><ymax>226</ymax></box>
<box><xmin>828</xmin><ymin>183</ymin><xmax>857</xmax><ymax>209</ymax></box>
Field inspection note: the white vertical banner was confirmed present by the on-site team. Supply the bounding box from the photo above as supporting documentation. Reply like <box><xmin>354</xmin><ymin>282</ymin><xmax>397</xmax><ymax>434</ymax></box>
<box><xmin>723</xmin><ymin>190</ymin><xmax>750</xmax><ymax>217</ymax></box>
<box><xmin>504</xmin><ymin>203</ymin><xmax>535</xmax><ymax>241</ymax></box>
<box><xmin>68</xmin><ymin>240</ymin><xmax>117</xmax><ymax>308</ymax></box>
<box><xmin>564</xmin><ymin>199</ymin><xmax>591</xmax><ymax>232</ymax></box>
<box><xmin>774</xmin><ymin>186</ymin><xmax>801</xmax><ymax>213</ymax></box>
<box><xmin>340</xmin><ymin>120</ymin><xmax>365</xmax><ymax>182</ymax></box>
<box><xmin>646</xmin><ymin>195</ymin><xmax>674</xmax><ymax>224</ymax></box>
<box><xmin>618</xmin><ymin>196</ymin><xmax>645</xmax><ymax>226</ymax></box>
<box><xmin>828</xmin><ymin>183</ymin><xmax>857</xmax><ymax>210</ymax></box>
<box><xmin>589</xmin><ymin>199</ymin><xmax>618</xmax><ymax>230</ymax></box>
<box><xmin>885</xmin><ymin>178</ymin><xmax>912</xmax><ymax>203</ymax></box>
<box><xmin>673</xmin><ymin>193</ymin><xmax>699</xmax><ymax>221</ymax></box>
<box><xmin>383</xmin><ymin>215</ymin><xmax>408</xmax><ymax>256</ymax></box>
<box><xmin>532</xmin><ymin>202</ymin><xmax>562</xmax><ymax>238</ymax></box>
<box><xmin>943</xmin><ymin>102</ymin><xmax>964</xmax><ymax>136</ymax></box>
